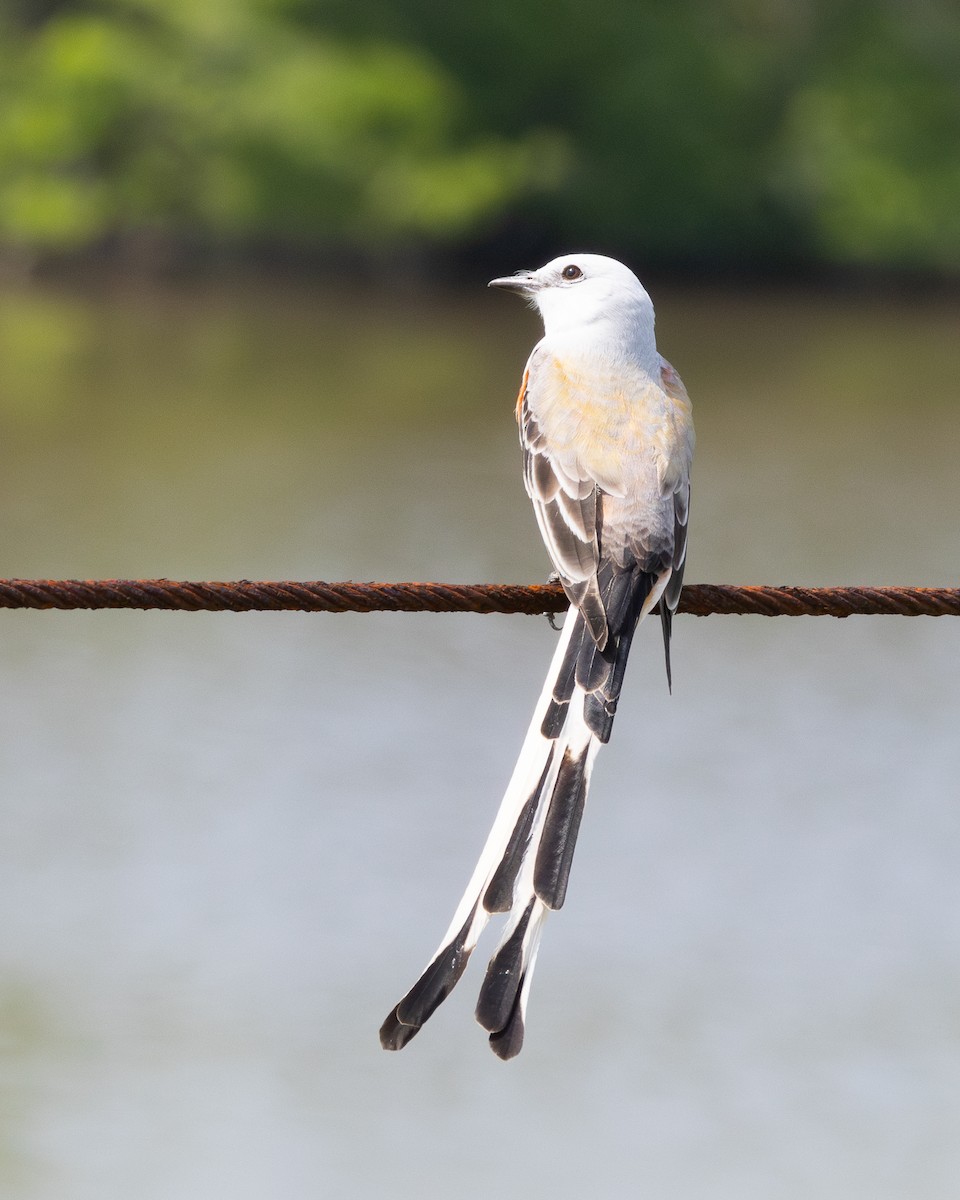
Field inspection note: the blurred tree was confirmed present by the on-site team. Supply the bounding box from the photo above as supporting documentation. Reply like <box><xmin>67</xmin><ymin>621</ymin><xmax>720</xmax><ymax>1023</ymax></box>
<box><xmin>0</xmin><ymin>0</ymin><xmax>563</xmax><ymax>262</ymax></box>
<box><xmin>311</xmin><ymin>0</ymin><xmax>960</xmax><ymax>272</ymax></box>
<box><xmin>0</xmin><ymin>0</ymin><xmax>958</xmax><ymax>273</ymax></box>
<box><xmin>775</xmin><ymin>3</ymin><xmax>960</xmax><ymax>270</ymax></box>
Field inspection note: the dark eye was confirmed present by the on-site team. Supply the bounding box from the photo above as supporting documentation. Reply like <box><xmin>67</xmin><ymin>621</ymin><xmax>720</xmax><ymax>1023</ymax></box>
<box><xmin>561</xmin><ymin>264</ymin><xmax>583</xmax><ymax>281</ymax></box>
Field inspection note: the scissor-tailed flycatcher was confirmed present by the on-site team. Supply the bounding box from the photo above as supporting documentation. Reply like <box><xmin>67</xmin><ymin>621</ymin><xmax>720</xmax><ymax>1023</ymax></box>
<box><xmin>380</xmin><ymin>253</ymin><xmax>695</xmax><ymax>1059</ymax></box>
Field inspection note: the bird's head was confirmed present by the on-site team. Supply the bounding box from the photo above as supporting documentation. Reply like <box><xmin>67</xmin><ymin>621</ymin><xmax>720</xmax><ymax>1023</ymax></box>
<box><xmin>488</xmin><ymin>253</ymin><xmax>655</xmax><ymax>349</ymax></box>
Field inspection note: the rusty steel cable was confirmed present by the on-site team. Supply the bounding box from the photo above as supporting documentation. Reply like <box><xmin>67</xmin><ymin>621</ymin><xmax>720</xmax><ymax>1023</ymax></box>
<box><xmin>0</xmin><ymin>578</ymin><xmax>957</xmax><ymax>617</ymax></box>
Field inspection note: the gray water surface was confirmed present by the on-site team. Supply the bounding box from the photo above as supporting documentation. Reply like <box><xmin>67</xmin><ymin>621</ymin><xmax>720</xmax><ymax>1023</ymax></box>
<box><xmin>0</xmin><ymin>277</ymin><xmax>959</xmax><ymax>1198</ymax></box>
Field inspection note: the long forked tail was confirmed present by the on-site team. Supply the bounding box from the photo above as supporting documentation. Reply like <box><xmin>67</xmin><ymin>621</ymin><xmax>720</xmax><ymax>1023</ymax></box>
<box><xmin>379</xmin><ymin>573</ymin><xmax>666</xmax><ymax>1059</ymax></box>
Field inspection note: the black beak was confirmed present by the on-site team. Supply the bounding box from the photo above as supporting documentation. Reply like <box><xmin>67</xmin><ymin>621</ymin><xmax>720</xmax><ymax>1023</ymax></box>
<box><xmin>487</xmin><ymin>272</ymin><xmax>538</xmax><ymax>293</ymax></box>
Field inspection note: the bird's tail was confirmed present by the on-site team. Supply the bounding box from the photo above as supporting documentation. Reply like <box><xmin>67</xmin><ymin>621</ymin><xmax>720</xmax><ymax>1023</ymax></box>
<box><xmin>379</xmin><ymin>573</ymin><xmax>667</xmax><ymax>1059</ymax></box>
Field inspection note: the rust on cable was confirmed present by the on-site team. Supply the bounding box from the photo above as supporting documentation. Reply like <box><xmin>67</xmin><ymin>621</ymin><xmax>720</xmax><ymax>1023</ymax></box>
<box><xmin>0</xmin><ymin>579</ymin><xmax>957</xmax><ymax>616</ymax></box>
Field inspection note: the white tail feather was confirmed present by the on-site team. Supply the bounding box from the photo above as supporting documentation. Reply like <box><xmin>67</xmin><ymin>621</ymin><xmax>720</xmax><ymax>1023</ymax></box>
<box><xmin>428</xmin><ymin>605</ymin><xmax>582</xmax><ymax>959</ymax></box>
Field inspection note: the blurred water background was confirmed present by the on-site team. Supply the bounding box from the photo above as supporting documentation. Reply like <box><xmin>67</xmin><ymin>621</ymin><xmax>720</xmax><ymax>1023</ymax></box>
<box><xmin>0</xmin><ymin>276</ymin><xmax>958</xmax><ymax>1199</ymax></box>
<box><xmin>2</xmin><ymin>0</ymin><xmax>960</xmax><ymax>1196</ymax></box>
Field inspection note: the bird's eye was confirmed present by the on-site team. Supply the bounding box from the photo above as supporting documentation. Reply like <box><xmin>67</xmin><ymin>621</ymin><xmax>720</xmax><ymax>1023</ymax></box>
<box><xmin>561</xmin><ymin>264</ymin><xmax>583</xmax><ymax>281</ymax></box>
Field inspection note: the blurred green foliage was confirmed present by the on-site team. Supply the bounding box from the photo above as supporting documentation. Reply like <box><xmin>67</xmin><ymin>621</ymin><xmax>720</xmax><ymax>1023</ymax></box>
<box><xmin>0</xmin><ymin>0</ymin><xmax>563</xmax><ymax>257</ymax></box>
<box><xmin>0</xmin><ymin>0</ymin><xmax>958</xmax><ymax>272</ymax></box>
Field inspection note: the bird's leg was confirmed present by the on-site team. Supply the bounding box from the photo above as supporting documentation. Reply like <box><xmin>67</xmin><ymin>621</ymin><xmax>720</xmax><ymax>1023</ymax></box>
<box><xmin>545</xmin><ymin>572</ymin><xmax>565</xmax><ymax>632</ymax></box>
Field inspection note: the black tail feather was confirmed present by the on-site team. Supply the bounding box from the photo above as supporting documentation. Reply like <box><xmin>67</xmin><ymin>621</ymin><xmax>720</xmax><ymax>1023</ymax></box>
<box><xmin>534</xmin><ymin>746</ymin><xmax>589</xmax><ymax>909</ymax></box>
<box><xmin>659</xmin><ymin>600</ymin><xmax>673</xmax><ymax>692</ymax></box>
<box><xmin>482</xmin><ymin>751</ymin><xmax>553</xmax><ymax>912</ymax></box>
<box><xmin>379</xmin><ymin>903</ymin><xmax>478</xmax><ymax>1050</ymax></box>
<box><xmin>541</xmin><ymin>616</ymin><xmax>586</xmax><ymax>738</ymax></box>
<box><xmin>488</xmin><ymin>975</ymin><xmax>528</xmax><ymax>1060</ymax></box>
<box><xmin>475</xmin><ymin>900</ymin><xmax>535</xmax><ymax>1033</ymax></box>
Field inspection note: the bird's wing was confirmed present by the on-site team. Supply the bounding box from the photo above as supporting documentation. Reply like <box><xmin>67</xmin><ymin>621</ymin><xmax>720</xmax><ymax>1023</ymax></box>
<box><xmin>516</xmin><ymin>358</ymin><xmax>610</xmax><ymax>646</ymax></box>
<box><xmin>657</xmin><ymin>354</ymin><xmax>694</xmax><ymax>617</ymax></box>
<box><xmin>517</xmin><ymin>368</ymin><xmax>600</xmax><ymax>584</ymax></box>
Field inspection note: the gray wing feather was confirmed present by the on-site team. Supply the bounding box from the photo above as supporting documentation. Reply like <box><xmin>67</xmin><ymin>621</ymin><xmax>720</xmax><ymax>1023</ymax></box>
<box><xmin>662</xmin><ymin>481</ymin><xmax>690</xmax><ymax>615</ymax></box>
<box><xmin>520</xmin><ymin>395</ymin><xmax>600</xmax><ymax>588</ymax></box>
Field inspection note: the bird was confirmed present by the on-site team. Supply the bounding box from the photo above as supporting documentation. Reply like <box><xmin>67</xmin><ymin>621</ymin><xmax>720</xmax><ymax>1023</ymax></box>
<box><xmin>379</xmin><ymin>253</ymin><xmax>695</xmax><ymax>1059</ymax></box>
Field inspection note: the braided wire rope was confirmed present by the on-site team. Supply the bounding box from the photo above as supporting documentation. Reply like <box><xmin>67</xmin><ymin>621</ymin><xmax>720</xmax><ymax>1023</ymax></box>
<box><xmin>0</xmin><ymin>579</ymin><xmax>957</xmax><ymax>616</ymax></box>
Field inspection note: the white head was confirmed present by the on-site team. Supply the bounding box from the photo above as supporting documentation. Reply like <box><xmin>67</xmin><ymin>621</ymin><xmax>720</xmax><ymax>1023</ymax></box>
<box><xmin>489</xmin><ymin>253</ymin><xmax>656</xmax><ymax>360</ymax></box>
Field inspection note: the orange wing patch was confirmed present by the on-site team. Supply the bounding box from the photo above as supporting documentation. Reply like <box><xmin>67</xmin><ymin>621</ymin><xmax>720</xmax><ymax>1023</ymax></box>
<box><xmin>515</xmin><ymin>368</ymin><xmax>529</xmax><ymax>422</ymax></box>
